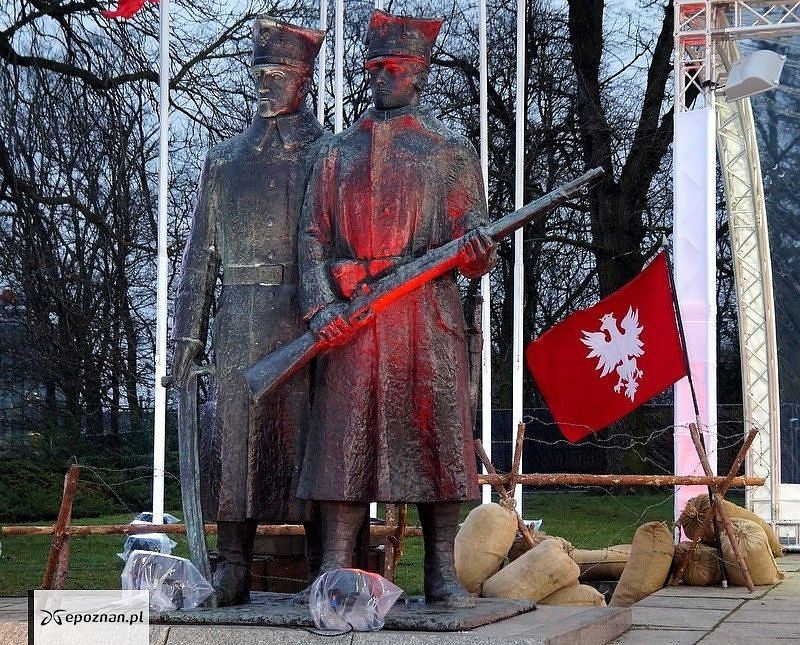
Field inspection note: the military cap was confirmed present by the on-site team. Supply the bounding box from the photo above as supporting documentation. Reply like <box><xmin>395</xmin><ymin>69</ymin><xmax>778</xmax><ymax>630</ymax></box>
<box><xmin>252</xmin><ymin>16</ymin><xmax>325</xmax><ymax>70</ymax></box>
<box><xmin>365</xmin><ymin>10</ymin><xmax>442</xmax><ymax>67</ymax></box>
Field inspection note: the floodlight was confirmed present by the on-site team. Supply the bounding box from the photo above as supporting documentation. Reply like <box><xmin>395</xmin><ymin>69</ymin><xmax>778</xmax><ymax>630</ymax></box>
<box><xmin>723</xmin><ymin>49</ymin><xmax>787</xmax><ymax>101</ymax></box>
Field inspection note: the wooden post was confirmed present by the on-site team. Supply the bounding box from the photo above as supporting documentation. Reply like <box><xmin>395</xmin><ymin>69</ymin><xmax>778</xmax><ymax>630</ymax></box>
<box><xmin>383</xmin><ymin>504</ymin><xmax>397</xmax><ymax>581</ymax></box>
<box><xmin>671</xmin><ymin>428</ymin><xmax>759</xmax><ymax>589</ymax></box>
<box><xmin>42</xmin><ymin>466</ymin><xmax>81</xmax><ymax>589</ymax></box>
<box><xmin>688</xmin><ymin>423</ymin><xmax>730</xmax><ymax>588</ymax></box>
<box><xmin>477</xmin><ymin>473</ymin><xmax>763</xmax><ymax>487</ymax></box>
<box><xmin>684</xmin><ymin>423</ymin><xmax>755</xmax><ymax>592</ymax></box>
<box><xmin>382</xmin><ymin>504</ymin><xmax>408</xmax><ymax>582</ymax></box>
<box><xmin>393</xmin><ymin>503</ymin><xmax>408</xmax><ymax>576</ymax></box>
<box><xmin>508</xmin><ymin>422</ymin><xmax>526</xmax><ymax>495</ymax></box>
<box><xmin>1</xmin><ymin>523</ymin><xmax>427</xmax><ymax>538</ymax></box>
<box><xmin>474</xmin><ymin>439</ymin><xmax>536</xmax><ymax>548</ymax></box>
<box><xmin>54</xmin><ymin>539</ymin><xmax>71</xmax><ymax>591</ymax></box>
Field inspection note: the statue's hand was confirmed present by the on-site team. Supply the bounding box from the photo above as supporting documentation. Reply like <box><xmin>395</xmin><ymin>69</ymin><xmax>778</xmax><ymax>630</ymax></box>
<box><xmin>459</xmin><ymin>227</ymin><xmax>497</xmax><ymax>278</ymax></box>
<box><xmin>172</xmin><ymin>339</ymin><xmax>202</xmax><ymax>388</ymax></box>
<box><xmin>310</xmin><ymin>302</ymin><xmax>353</xmax><ymax>347</ymax></box>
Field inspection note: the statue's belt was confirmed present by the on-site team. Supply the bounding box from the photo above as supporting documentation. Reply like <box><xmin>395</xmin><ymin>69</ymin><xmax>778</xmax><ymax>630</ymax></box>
<box><xmin>222</xmin><ymin>264</ymin><xmax>298</xmax><ymax>286</ymax></box>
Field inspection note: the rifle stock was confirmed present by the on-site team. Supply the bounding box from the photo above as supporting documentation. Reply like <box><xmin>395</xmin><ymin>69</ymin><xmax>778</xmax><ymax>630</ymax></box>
<box><xmin>245</xmin><ymin>167</ymin><xmax>603</xmax><ymax>403</ymax></box>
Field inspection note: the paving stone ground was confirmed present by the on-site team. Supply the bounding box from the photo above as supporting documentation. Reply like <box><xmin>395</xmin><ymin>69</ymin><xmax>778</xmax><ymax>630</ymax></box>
<box><xmin>615</xmin><ymin>553</ymin><xmax>800</xmax><ymax>644</ymax></box>
<box><xmin>4</xmin><ymin>555</ymin><xmax>799</xmax><ymax>643</ymax></box>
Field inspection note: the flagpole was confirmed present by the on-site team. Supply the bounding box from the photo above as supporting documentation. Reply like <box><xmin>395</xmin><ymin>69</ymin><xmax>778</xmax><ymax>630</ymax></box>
<box><xmin>511</xmin><ymin>0</ymin><xmax>526</xmax><ymax>516</ymax></box>
<box><xmin>479</xmin><ymin>0</ymin><xmax>492</xmax><ymax>505</ymax></box>
<box><xmin>661</xmin><ymin>242</ymin><xmax>728</xmax><ymax>587</ymax></box>
<box><xmin>152</xmin><ymin>0</ymin><xmax>171</xmax><ymax>526</ymax></box>
<box><xmin>661</xmin><ymin>243</ymin><xmax>703</xmax><ymax>428</ymax></box>
<box><xmin>316</xmin><ymin>0</ymin><xmax>327</xmax><ymax>124</ymax></box>
<box><xmin>661</xmin><ymin>240</ymin><xmax>703</xmax><ymax>436</ymax></box>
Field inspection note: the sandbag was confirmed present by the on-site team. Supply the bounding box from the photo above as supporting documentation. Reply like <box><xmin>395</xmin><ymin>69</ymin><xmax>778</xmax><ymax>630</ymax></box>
<box><xmin>678</xmin><ymin>495</ymin><xmax>783</xmax><ymax>558</ymax></box>
<box><xmin>539</xmin><ymin>582</ymin><xmax>606</xmax><ymax>607</ymax></box>
<box><xmin>672</xmin><ymin>541</ymin><xmax>722</xmax><ymax>586</ymax></box>
<box><xmin>610</xmin><ymin>522</ymin><xmax>674</xmax><ymax>607</ymax></box>
<box><xmin>482</xmin><ymin>539</ymin><xmax>580</xmax><ymax>602</ymax></box>
<box><xmin>454</xmin><ymin>503</ymin><xmax>518</xmax><ymax>593</ymax></box>
<box><xmin>508</xmin><ymin>530</ymin><xmax>574</xmax><ymax>562</ymax></box>
<box><xmin>573</xmin><ymin>544</ymin><xmax>632</xmax><ymax>581</ymax></box>
<box><xmin>720</xmin><ymin>518</ymin><xmax>784</xmax><ymax>586</ymax></box>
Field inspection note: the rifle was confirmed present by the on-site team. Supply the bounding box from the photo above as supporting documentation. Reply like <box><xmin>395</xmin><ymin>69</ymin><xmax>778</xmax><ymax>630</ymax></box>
<box><xmin>245</xmin><ymin>167</ymin><xmax>604</xmax><ymax>403</ymax></box>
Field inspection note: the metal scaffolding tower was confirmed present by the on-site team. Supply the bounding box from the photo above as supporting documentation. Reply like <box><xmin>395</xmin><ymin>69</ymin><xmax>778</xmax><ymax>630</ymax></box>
<box><xmin>674</xmin><ymin>0</ymin><xmax>800</xmax><ymax>533</ymax></box>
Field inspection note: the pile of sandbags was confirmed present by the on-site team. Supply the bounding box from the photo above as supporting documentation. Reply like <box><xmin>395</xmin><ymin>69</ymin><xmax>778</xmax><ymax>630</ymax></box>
<box><xmin>610</xmin><ymin>522</ymin><xmax>674</xmax><ymax>607</ymax></box>
<box><xmin>672</xmin><ymin>497</ymin><xmax>784</xmax><ymax>589</ymax></box>
<box><xmin>677</xmin><ymin>494</ymin><xmax>783</xmax><ymax>558</ymax></box>
<box><xmin>453</xmin><ymin>494</ymin><xmax>786</xmax><ymax>612</ymax></box>
<box><xmin>454</xmin><ymin>494</ymin><xmax>785</xmax><ymax>612</ymax></box>
<box><xmin>455</xmin><ymin>504</ymin><xmax>599</xmax><ymax>605</ymax></box>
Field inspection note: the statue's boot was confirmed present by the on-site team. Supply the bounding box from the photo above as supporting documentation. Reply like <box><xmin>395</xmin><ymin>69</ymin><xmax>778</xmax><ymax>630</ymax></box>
<box><xmin>212</xmin><ymin>519</ymin><xmax>257</xmax><ymax>607</ymax></box>
<box><xmin>419</xmin><ymin>502</ymin><xmax>475</xmax><ymax>608</ymax></box>
<box><xmin>293</xmin><ymin>502</ymin><xmax>365</xmax><ymax>604</ymax></box>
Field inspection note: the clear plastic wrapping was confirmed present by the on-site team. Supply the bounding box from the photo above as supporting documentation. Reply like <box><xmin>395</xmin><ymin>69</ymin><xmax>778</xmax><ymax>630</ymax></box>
<box><xmin>133</xmin><ymin>512</ymin><xmax>181</xmax><ymax>524</ymax></box>
<box><xmin>118</xmin><ymin>527</ymin><xmax>177</xmax><ymax>561</ymax></box>
<box><xmin>118</xmin><ymin>513</ymin><xmax>180</xmax><ymax>561</ymax></box>
<box><xmin>309</xmin><ymin>568</ymin><xmax>402</xmax><ymax>632</ymax></box>
<box><xmin>121</xmin><ymin>550</ymin><xmax>214</xmax><ymax>611</ymax></box>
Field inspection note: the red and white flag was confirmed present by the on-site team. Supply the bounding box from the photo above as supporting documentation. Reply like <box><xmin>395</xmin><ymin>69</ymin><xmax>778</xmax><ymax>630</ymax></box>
<box><xmin>101</xmin><ymin>0</ymin><xmax>157</xmax><ymax>20</ymax></box>
<box><xmin>526</xmin><ymin>251</ymin><xmax>687</xmax><ymax>443</ymax></box>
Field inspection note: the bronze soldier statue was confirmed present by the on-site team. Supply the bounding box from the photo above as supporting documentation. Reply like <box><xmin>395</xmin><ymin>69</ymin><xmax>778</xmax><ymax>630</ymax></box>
<box><xmin>171</xmin><ymin>16</ymin><xmax>326</xmax><ymax>606</ymax></box>
<box><xmin>297</xmin><ymin>10</ymin><xmax>496</xmax><ymax>606</ymax></box>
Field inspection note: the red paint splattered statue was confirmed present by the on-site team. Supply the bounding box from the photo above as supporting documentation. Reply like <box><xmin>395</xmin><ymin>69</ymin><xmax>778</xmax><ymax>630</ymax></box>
<box><xmin>297</xmin><ymin>10</ymin><xmax>496</xmax><ymax>606</ymax></box>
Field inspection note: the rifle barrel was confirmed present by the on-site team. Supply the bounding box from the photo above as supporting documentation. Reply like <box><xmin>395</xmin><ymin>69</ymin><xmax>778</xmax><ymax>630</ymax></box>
<box><xmin>488</xmin><ymin>167</ymin><xmax>604</xmax><ymax>240</ymax></box>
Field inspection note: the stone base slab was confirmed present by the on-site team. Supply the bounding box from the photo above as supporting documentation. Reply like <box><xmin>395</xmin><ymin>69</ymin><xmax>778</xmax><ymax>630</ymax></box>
<box><xmin>153</xmin><ymin>592</ymin><xmax>536</xmax><ymax>632</ymax></box>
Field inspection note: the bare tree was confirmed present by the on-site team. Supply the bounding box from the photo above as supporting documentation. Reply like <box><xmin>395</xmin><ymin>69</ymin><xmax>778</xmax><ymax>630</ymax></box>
<box><xmin>0</xmin><ymin>0</ymin><xmax>745</xmax><ymax>477</ymax></box>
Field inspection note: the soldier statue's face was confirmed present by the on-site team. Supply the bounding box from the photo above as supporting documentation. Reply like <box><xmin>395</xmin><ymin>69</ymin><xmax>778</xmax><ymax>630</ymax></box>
<box><xmin>251</xmin><ymin>65</ymin><xmax>309</xmax><ymax>118</ymax></box>
<box><xmin>366</xmin><ymin>57</ymin><xmax>427</xmax><ymax>110</ymax></box>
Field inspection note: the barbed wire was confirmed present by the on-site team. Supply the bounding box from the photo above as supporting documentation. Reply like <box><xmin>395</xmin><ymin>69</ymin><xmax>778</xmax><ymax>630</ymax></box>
<box><xmin>1</xmin><ymin>415</ymin><xmax>786</xmax><ymax>597</ymax></box>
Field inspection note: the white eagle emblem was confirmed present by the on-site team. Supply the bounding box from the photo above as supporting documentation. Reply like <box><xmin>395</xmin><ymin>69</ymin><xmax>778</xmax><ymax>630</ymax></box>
<box><xmin>581</xmin><ymin>307</ymin><xmax>644</xmax><ymax>401</ymax></box>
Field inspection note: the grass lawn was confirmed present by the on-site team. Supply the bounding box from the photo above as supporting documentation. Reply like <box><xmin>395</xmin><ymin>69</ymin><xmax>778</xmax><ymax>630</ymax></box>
<box><xmin>2</xmin><ymin>489</ymin><xmax>738</xmax><ymax>597</ymax></box>
<box><xmin>0</xmin><ymin>512</ymin><xmax>207</xmax><ymax>597</ymax></box>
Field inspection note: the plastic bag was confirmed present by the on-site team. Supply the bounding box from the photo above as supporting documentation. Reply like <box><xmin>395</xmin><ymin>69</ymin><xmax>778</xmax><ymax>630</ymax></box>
<box><xmin>121</xmin><ymin>550</ymin><xmax>214</xmax><ymax>611</ymax></box>
<box><xmin>118</xmin><ymin>519</ymin><xmax>177</xmax><ymax>561</ymax></box>
<box><xmin>309</xmin><ymin>568</ymin><xmax>402</xmax><ymax>632</ymax></box>
<box><xmin>134</xmin><ymin>512</ymin><xmax>180</xmax><ymax>524</ymax></box>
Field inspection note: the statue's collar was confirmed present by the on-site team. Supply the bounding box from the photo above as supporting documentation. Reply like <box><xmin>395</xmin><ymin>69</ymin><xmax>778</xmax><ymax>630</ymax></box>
<box><xmin>250</xmin><ymin>109</ymin><xmax>321</xmax><ymax>150</ymax></box>
<box><xmin>366</xmin><ymin>104</ymin><xmax>422</xmax><ymax>121</ymax></box>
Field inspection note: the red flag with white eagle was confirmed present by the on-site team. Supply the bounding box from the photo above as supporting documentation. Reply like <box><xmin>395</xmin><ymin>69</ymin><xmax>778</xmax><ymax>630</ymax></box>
<box><xmin>526</xmin><ymin>251</ymin><xmax>687</xmax><ymax>443</ymax></box>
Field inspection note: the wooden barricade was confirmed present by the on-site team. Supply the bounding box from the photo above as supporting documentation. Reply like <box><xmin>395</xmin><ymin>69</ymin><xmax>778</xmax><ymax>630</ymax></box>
<box><xmin>1</xmin><ymin>459</ymin><xmax>765</xmax><ymax>590</ymax></box>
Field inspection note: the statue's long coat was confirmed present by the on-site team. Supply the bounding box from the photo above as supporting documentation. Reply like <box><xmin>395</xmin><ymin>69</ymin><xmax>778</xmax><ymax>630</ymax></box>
<box><xmin>297</xmin><ymin>105</ymin><xmax>485</xmax><ymax>503</ymax></box>
<box><xmin>173</xmin><ymin>109</ymin><xmax>325</xmax><ymax>522</ymax></box>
